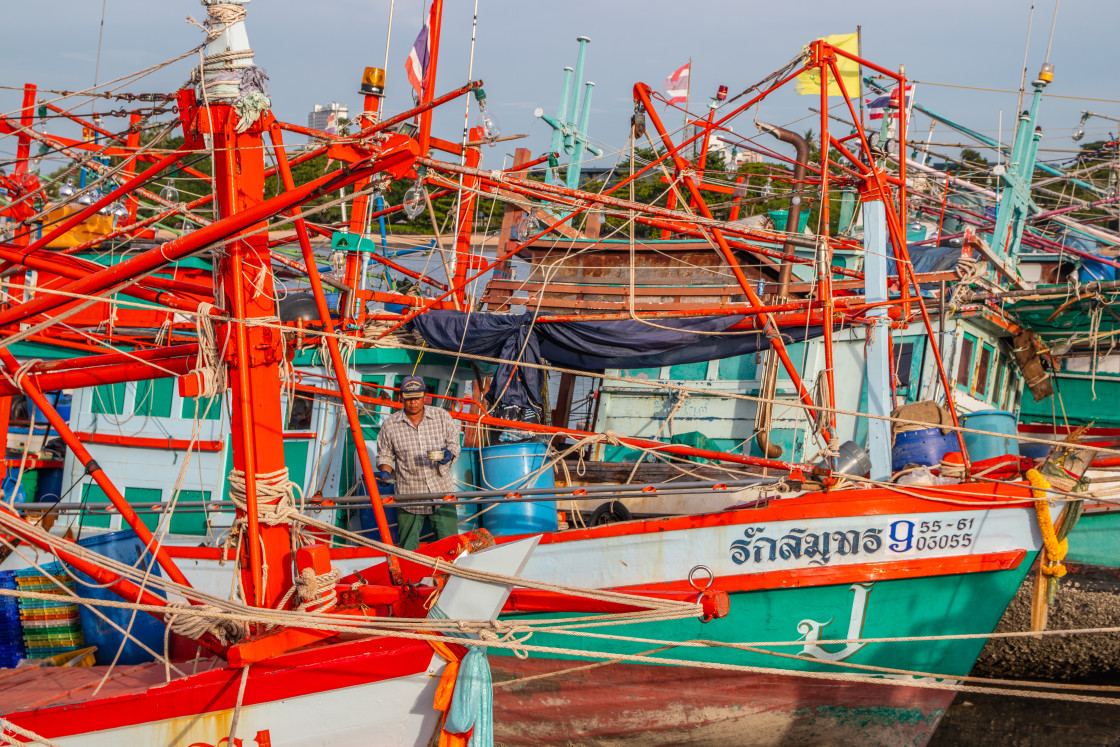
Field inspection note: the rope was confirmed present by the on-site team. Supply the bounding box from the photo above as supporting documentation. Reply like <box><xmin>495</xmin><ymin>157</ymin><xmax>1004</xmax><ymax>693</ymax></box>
<box><xmin>0</xmin><ymin>719</ymin><xmax>65</xmax><ymax>747</ymax></box>
<box><xmin>227</xmin><ymin>664</ymin><xmax>250</xmax><ymax>747</ymax></box>
<box><xmin>165</xmin><ymin>600</ymin><xmax>247</xmax><ymax>647</ymax></box>
<box><xmin>1027</xmin><ymin>468</ymin><xmax>1069</xmax><ymax>578</ymax></box>
<box><xmin>276</xmin><ymin>566</ymin><xmax>343</xmax><ymax>614</ymax></box>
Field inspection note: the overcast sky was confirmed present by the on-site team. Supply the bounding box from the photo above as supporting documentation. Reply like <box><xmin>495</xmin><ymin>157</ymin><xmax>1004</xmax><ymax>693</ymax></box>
<box><xmin>2</xmin><ymin>0</ymin><xmax>1117</xmax><ymax>172</ymax></box>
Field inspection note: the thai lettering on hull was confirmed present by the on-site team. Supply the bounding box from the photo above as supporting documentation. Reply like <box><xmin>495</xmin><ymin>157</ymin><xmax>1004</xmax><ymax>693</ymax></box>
<box><xmin>730</xmin><ymin>526</ymin><xmax>883</xmax><ymax>566</ymax></box>
<box><xmin>728</xmin><ymin>515</ymin><xmax>981</xmax><ymax>569</ymax></box>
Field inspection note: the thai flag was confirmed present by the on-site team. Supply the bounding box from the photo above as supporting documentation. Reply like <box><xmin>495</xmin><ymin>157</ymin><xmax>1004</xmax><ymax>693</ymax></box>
<box><xmin>663</xmin><ymin>62</ymin><xmax>690</xmax><ymax>106</ymax></box>
<box><xmin>405</xmin><ymin>18</ymin><xmax>430</xmax><ymax>99</ymax></box>
<box><xmin>867</xmin><ymin>84</ymin><xmax>913</xmax><ymax>120</ymax></box>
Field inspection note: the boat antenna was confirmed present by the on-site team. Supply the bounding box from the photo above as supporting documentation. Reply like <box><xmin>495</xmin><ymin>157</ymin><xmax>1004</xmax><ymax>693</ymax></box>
<box><xmin>91</xmin><ymin>0</ymin><xmax>108</xmax><ymax>116</ymax></box>
<box><xmin>1015</xmin><ymin>1</ymin><xmax>1035</xmax><ymax>118</ymax></box>
<box><xmin>382</xmin><ymin>0</ymin><xmax>396</xmax><ymax>83</ymax></box>
<box><xmin>1044</xmin><ymin>0</ymin><xmax>1061</xmax><ymax>64</ymax></box>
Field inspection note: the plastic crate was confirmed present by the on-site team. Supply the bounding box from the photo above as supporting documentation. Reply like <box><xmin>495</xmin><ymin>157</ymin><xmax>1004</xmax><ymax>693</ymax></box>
<box><xmin>24</xmin><ymin>633</ymin><xmax>85</xmax><ymax>650</ymax></box>
<box><xmin>18</xmin><ymin>598</ymin><xmax>76</xmax><ymax>611</ymax></box>
<box><xmin>22</xmin><ymin>615</ymin><xmax>80</xmax><ymax>630</ymax></box>
<box><xmin>19</xmin><ymin>607</ymin><xmax>79</xmax><ymax>623</ymax></box>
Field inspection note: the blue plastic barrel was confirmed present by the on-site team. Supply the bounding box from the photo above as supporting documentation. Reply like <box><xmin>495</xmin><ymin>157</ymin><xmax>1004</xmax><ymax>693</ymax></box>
<box><xmin>451</xmin><ymin>448</ymin><xmax>480</xmax><ymax>531</ymax></box>
<box><xmin>891</xmin><ymin>428</ymin><xmax>956</xmax><ymax>472</ymax></box>
<box><xmin>1019</xmin><ymin>440</ymin><xmax>1051</xmax><ymax>460</ymax></box>
<box><xmin>479</xmin><ymin>442</ymin><xmax>558</xmax><ymax>536</ymax></box>
<box><xmin>26</xmin><ymin>392</ymin><xmax>71</xmax><ymax>433</ymax></box>
<box><xmin>34</xmin><ymin>468</ymin><xmax>63</xmax><ymax>503</ymax></box>
<box><xmin>355</xmin><ymin>482</ymin><xmax>399</xmax><ymax>544</ymax></box>
<box><xmin>1079</xmin><ymin>255</ymin><xmax>1117</xmax><ymax>282</ymax></box>
<box><xmin>74</xmin><ymin>531</ymin><xmax>166</xmax><ymax>665</ymax></box>
<box><xmin>961</xmin><ymin>410</ymin><xmax>1020</xmax><ymax>461</ymax></box>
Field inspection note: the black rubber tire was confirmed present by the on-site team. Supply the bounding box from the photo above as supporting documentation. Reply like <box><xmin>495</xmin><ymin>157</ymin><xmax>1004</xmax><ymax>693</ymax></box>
<box><xmin>589</xmin><ymin>501</ymin><xmax>632</xmax><ymax>526</ymax></box>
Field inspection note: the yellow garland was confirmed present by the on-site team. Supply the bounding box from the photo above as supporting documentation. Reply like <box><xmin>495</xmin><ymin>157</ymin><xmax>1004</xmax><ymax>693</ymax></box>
<box><xmin>1026</xmin><ymin>469</ymin><xmax>1068</xmax><ymax>578</ymax></box>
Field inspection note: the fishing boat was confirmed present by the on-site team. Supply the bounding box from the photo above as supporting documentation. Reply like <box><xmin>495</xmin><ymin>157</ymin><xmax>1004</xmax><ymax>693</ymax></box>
<box><xmin>0</xmin><ymin>2</ymin><xmax>722</xmax><ymax>744</ymax></box>
<box><xmin>0</xmin><ymin>1</ymin><xmax>1107</xmax><ymax>744</ymax></box>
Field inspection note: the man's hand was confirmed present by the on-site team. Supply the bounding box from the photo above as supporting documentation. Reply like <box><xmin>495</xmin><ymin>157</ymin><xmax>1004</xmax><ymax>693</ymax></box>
<box><xmin>437</xmin><ymin>448</ymin><xmax>454</xmax><ymax>465</ymax></box>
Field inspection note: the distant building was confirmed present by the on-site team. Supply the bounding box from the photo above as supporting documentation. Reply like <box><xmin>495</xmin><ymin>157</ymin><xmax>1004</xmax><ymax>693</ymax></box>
<box><xmin>709</xmin><ymin>135</ymin><xmax>762</xmax><ymax>167</ymax></box>
<box><xmin>308</xmin><ymin>103</ymin><xmax>348</xmax><ymax>135</ymax></box>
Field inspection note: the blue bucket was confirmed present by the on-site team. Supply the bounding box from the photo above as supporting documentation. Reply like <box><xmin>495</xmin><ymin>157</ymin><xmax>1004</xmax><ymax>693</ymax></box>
<box><xmin>74</xmin><ymin>530</ymin><xmax>166</xmax><ymax>665</ymax></box>
<box><xmin>479</xmin><ymin>442</ymin><xmax>558</xmax><ymax>536</ymax></box>
<box><xmin>891</xmin><ymin>428</ymin><xmax>956</xmax><ymax>472</ymax></box>
<box><xmin>961</xmin><ymin>410</ymin><xmax>1020</xmax><ymax>462</ymax></box>
<box><xmin>451</xmin><ymin>448</ymin><xmax>481</xmax><ymax>531</ymax></box>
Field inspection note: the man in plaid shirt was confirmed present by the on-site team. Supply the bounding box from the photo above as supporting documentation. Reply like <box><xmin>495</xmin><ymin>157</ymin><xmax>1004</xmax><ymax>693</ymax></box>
<box><xmin>375</xmin><ymin>376</ymin><xmax>461</xmax><ymax>550</ymax></box>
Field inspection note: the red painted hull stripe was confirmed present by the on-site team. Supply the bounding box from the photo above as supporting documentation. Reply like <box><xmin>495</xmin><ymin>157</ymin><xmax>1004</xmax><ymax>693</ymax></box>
<box><xmin>5</xmin><ymin>636</ymin><xmax>435</xmax><ymax>738</ymax></box>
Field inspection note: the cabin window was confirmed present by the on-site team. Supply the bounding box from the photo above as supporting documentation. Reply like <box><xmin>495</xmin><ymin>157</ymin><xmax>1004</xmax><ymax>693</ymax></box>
<box><xmin>893</xmin><ymin>342</ymin><xmax>915</xmax><ymax>388</ymax></box>
<box><xmin>127</xmin><ymin>487</ymin><xmax>164</xmax><ymax>533</ymax></box>
<box><xmin>170</xmin><ymin>490</ymin><xmax>210</xmax><ymax>535</ymax></box>
<box><xmin>181</xmin><ymin>393</ymin><xmax>222</xmax><ymax>421</ymax></box>
<box><xmin>286</xmin><ymin>392</ymin><xmax>315</xmax><ymax>431</ymax></box>
<box><xmin>975</xmin><ymin>344</ymin><xmax>993</xmax><ymax>397</ymax></box>
<box><xmin>718</xmin><ymin>355</ymin><xmax>756</xmax><ymax>380</ymax></box>
<box><xmin>993</xmin><ymin>357</ymin><xmax>1007</xmax><ymax>407</ymax></box>
<box><xmin>91</xmin><ymin>383</ymin><xmax>126</xmax><ymax>416</ymax></box>
<box><xmin>441</xmin><ymin>382</ymin><xmax>459</xmax><ymax>410</ymax></box>
<box><xmin>134</xmin><ymin>379</ymin><xmax>174</xmax><ymax>419</ymax></box>
<box><xmin>79</xmin><ymin>483</ymin><xmax>113</xmax><ymax>529</ymax></box>
<box><xmin>956</xmin><ymin>335</ymin><xmax>975</xmax><ymax>388</ymax></box>
<box><xmin>668</xmin><ymin>362</ymin><xmax>709</xmax><ymax>380</ymax></box>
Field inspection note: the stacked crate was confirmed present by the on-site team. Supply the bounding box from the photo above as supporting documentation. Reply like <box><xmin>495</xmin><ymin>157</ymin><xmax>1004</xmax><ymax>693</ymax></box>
<box><xmin>15</xmin><ymin>564</ymin><xmax>85</xmax><ymax>660</ymax></box>
<box><xmin>0</xmin><ymin>571</ymin><xmax>25</xmax><ymax>667</ymax></box>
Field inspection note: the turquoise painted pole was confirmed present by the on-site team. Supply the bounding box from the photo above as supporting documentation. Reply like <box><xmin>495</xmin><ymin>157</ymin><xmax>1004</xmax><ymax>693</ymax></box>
<box><xmin>567</xmin><ymin>81</ymin><xmax>596</xmax><ymax>190</ymax></box>
<box><xmin>537</xmin><ymin>36</ymin><xmax>602</xmax><ymax>191</ymax></box>
<box><xmin>863</xmin><ymin>75</ymin><xmax>1103</xmax><ymax>197</ymax></box>
<box><xmin>992</xmin><ymin>80</ymin><xmax>1046</xmax><ymax>261</ymax></box>
<box><xmin>863</xmin><ymin>199</ymin><xmax>892</xmax><ymax>481</ymax></box>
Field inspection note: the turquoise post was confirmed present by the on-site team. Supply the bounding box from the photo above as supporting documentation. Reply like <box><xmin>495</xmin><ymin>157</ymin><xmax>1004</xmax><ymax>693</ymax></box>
<box><xmin>864</xmin><ymin>200</ymin><xmax>892</xmax><ymax>480</ymax></box>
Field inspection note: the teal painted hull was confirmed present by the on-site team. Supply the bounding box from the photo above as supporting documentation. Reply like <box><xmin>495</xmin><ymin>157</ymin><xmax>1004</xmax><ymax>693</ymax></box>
<box><xmin>491</xmin><ymin>561</ymin><xmax>1034</xmax><ymax>745</ymax></box>
<box><xmin>501</xmin><ymin>560</ymin><xmax>1033</xmax><ymax>677</ymax></box>
<box><xmin>1067</xmin><ymin>511</ymin><xmax>1120</xmax><ymax>567</ymax></box>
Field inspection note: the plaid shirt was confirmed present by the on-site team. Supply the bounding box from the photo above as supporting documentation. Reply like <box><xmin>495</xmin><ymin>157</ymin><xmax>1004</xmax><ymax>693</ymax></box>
<box><xmin>375</xmin><ymin>405</ymin><xmax>461</xmax><ymax>515</ymax></box>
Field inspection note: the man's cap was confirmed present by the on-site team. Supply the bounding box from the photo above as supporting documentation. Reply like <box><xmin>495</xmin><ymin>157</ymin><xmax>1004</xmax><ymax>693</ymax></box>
<box><xmin>400</xmin><ymin>376</ymin><xmax>426</xmax><ymax>400</ymax></box>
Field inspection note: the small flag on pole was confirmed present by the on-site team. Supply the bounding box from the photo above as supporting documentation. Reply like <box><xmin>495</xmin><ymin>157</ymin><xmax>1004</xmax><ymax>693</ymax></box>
<box><xmin>866</xmin><ymin>85</ymin><xmax>914</xmax><ymax>120</ymax></box>
<box><xmin>405</xmin><ymin>19</ymin><xmax>431</xmax><ymax>99</ymax></box>
<box><xmin>663</xmin><ymin>62</ymin><xmax>690</xmax><ymax>106</ymax></box>
<box><xmin>795</xmin><ymin>33</ymin><xmax>861</xmax><ymax>97</ymax></box>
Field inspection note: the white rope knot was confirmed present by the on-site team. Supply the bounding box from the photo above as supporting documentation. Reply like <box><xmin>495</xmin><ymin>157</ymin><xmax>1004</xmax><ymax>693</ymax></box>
<box><xmin>278</xmin><ymin>566</ymin><xmax>342</xmax><ymax>613</ymax></box>
<box><xmin>191</xmin><ymin>302</ymin><xmax>227</xmax><ymax>398</ymax></box>
<box><xmin>489</xmin><ymin>170</ymin><xmax>505</xmax><ymax>183</ymax></box>
<box><xmin>820</xmin><ymin>438</ymin><xmax>841</xmax><ymax>459</ymax></box>
<box><xmin>478</xmin><ymin>622</ymin><xmax>533</xmax><ymax>659</ymax></box>
<box><xmin>165</xmin><ymin>599</ymin><xmax>246</xmax><ymax>646</ymax></box>
<box><xmin>939</xmin><ymin>459</ymin><xmax>966</xmax><ymax>479</ymax></box>
<box><xmin>601</xmin><ymin>430</ymin><xmax>625</xmax><ymax>447</ymax></box>
<box><xmin>0</xmin><ymin>358</ymin><xmax>41</xmax><ymax>393</ymax></box>
<box><xmin>227</xmin><ymin>468</ymin><xmax>301</xmax><ymax>526</ymax></box>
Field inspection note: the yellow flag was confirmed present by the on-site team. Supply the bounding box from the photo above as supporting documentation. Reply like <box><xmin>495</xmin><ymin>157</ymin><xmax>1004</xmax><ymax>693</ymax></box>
<box><xmin>795</xmin><ymin>33</ymin><xmax>860</xmax><ymax>97</ymax></box>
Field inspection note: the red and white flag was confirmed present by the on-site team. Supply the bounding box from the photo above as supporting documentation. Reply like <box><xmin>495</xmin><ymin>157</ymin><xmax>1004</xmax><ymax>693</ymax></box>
<box><xmin>867</xmin><ymin>84</ymin><xmax>914</xmax><ymax>120</ymax></box>
<box><xmin>663</xmin><ymin>62</ymin><xmax>690</xmax><ymax>105</ymax></box>
<box><xmin>405</xmin><ymin>15</ymin><xmax>431</xmax><ymax>99</ymax></box>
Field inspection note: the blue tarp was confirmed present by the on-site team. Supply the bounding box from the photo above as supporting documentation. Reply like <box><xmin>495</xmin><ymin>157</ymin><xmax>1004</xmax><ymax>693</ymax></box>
<box><xmin>412</xmin><ymin>310</ymin><xmax>822</xmax><ymax>417</ymax></box>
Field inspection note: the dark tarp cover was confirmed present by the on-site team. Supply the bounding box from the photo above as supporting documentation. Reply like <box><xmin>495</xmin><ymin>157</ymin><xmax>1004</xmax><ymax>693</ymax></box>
<box><xmin>412</xmin><ymin>310</ymin><xmax>822</xmax><ymax>416</ymax></box>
